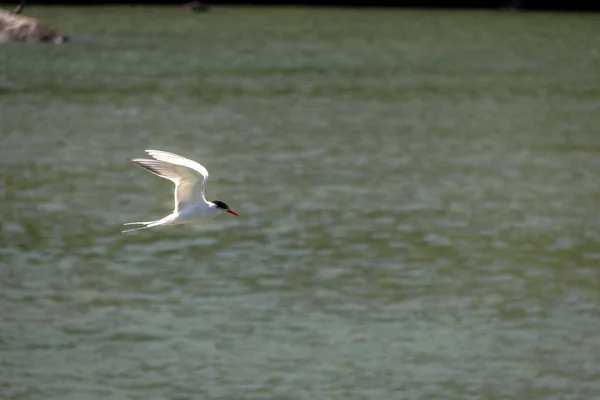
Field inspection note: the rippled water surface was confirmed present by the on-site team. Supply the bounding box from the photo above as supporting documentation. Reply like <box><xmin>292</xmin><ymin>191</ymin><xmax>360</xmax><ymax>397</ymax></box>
<box><xmin>2</xmin><ymin>6</ymin><xmax>600</xmax><ymax>400</ymax></box>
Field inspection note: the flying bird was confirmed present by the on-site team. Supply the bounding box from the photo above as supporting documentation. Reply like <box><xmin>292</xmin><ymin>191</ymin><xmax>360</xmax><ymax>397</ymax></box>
<box><xmin>123</xmin><ymin>149</ymin><xmax>238</xmax><ymax>233</ymax></box>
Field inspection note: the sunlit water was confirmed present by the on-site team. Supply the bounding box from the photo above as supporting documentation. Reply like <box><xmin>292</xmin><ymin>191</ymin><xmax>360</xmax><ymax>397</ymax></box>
<box><xmin>1</xmin><ymin>6</ymin><xmax>600</xmax><ymax>400</ymax></box>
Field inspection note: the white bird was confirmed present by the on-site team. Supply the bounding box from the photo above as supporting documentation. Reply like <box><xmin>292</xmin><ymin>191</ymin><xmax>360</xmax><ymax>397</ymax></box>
<box><xmin>122</xmin><ymin>149</ymin><xmax>238</xmax><ymax>233</ymax></box>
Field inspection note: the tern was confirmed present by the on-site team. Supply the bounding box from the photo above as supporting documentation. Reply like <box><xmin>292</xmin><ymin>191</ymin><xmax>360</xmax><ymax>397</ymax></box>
<box><xmin>122</xmin><ymin>149</ymin><xmax>238</xmax><ymax>233</ymax></box>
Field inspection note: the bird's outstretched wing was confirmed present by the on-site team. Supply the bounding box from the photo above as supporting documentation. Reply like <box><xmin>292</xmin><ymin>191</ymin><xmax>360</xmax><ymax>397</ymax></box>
<box><xmin>129</xmin><ymin>150</ymin><xmax>209</xmax><ymax>211</ymax></box>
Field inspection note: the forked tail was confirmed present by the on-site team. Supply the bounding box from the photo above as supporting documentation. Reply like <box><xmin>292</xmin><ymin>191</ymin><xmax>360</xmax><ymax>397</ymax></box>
<box><xmin>121</xmin><ymin>220</ymin><xmax>156</xmax><ymax>233</ymax></box>
<box><xmin>121</xmin><ymin>214</ymin><xmax>178</xmax><ymax>233</ymax></box>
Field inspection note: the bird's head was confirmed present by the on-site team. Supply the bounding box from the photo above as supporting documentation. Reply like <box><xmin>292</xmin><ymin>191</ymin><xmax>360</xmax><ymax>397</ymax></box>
<box><xmin>212</xmin><ymin>200</ymin><xmax>239</xmax><ymax>216</ymax></box>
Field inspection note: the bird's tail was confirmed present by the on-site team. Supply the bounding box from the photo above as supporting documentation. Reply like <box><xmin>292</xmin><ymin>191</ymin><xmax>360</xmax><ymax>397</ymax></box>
<box><xmin>121</xmin><ymin>220</ymin><xmax>157</xmax><ymax>233</ymax></box>
<box><xmin>121</xmin><ymin>214</ymin><xmax>178</xmax><ymax>233</ymax></box>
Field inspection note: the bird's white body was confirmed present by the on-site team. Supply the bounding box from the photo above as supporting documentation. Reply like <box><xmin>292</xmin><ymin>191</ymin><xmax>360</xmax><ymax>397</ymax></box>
<box><xmin>122</xmin><ymin>149</ymin><xmax>238</xmax><ymax>233</ymax></box>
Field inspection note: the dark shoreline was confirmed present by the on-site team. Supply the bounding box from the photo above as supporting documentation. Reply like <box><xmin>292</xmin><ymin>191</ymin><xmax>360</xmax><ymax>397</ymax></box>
<box><xmin>8</xmin><ymin>1</ymin><xmax>600</xmax><ymax>12</ymax></box>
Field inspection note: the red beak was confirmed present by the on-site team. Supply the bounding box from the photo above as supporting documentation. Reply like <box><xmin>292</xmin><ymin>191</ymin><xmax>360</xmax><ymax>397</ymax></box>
<box><xmin>226</xmin><ymin>209</ymin><xmax>239</xmax><ymax>216</ymax></box>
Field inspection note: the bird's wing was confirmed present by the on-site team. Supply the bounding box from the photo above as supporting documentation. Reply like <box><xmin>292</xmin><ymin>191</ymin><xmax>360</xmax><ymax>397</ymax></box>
<box><xmin>145</xmin><ymin>150</ymin><xmax>210</xmax><ymax>201</ymax></box>
<box><xmin>129</xmin><ymin>150</ymin><xmax>209</xmax><ymax>211</ymax></box>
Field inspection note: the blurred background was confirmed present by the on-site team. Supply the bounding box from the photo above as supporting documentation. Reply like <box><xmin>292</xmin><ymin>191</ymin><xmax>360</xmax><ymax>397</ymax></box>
<box><xmin>1</xmin><ymin>2</ymin><xmax>599</xmax><ymax>400</ymax></box>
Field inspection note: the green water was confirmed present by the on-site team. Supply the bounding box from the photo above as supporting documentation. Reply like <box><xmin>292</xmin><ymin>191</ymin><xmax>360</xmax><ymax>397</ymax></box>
<box><xmin>2</xmin><ymin>6</ymin><xmax>600</xmax><ymax>400</ymax></box>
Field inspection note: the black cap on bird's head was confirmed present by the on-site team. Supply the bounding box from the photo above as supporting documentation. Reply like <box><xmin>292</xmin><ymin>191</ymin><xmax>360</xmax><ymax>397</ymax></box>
<box><xmin>212</xmin><ymin>200</ymin><xmax>239</xmax><ymax>216</ymax></box>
